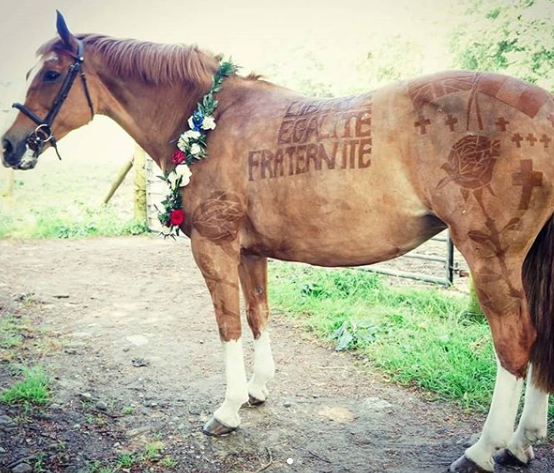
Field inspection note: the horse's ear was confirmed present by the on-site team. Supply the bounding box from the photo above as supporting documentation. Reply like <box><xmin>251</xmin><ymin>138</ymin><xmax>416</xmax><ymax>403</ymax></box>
<box><xmin>56</xmin><ymin>10</ymin><xmax>78</xmax><ymax>53</ymax></box>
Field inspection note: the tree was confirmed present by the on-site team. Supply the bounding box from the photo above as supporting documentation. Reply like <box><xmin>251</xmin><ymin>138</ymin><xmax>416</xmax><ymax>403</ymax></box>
<box><xmin>451</xmin><ymin>0</ymin><xmax>554</xmax><ymax>91</ymax></box>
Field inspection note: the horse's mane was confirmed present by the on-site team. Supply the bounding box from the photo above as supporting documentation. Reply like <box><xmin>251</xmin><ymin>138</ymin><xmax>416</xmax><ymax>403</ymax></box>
<box><xmin>38</xmin><ymin>34</ymin><xmax>222</xmax><ymax>86</ymax></box>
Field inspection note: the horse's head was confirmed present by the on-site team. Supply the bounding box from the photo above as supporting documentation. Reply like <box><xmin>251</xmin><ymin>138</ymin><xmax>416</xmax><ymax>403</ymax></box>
<box><xmin>2</xmin><ymin>11</ymin><xmax>95</xmax><ymax>170</ymax></box>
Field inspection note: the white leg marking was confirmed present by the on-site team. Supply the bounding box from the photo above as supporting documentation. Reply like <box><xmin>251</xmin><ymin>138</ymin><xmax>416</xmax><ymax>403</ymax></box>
<box><xmin>507</xmin><ymin>365</ymin><xmax>549</xmax><ymax>463</ymax></box>
<box><xmin>213</xmin><ymin>338</ymin><xmax>249</xmax><ymax>428</ymax></box>
<box><xmin>248</xmin><ymin>331</ymin><xmax>275</xmax><ymax>401</ymax></box>
<box><xmin>466</xmin><ymin>360</ymin><xmax>524</xmax><ymax>471</ymax></box>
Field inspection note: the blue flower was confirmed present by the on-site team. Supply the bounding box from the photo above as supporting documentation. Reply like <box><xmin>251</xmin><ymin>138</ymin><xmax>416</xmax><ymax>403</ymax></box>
<box><xmin>191</xmin><ymin>110</ymin><xmax>204</xmax><ymax>131</ymax></box>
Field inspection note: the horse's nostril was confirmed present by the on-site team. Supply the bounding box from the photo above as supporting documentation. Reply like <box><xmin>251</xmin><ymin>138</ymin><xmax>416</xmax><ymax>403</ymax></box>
<box><xmin>2</xmin><ymin>138</ymin><xmax>14</xmax><ymax>158</ymax></box>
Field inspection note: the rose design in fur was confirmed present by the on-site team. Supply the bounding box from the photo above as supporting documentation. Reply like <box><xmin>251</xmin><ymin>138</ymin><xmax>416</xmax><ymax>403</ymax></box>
<box><xmin>438</xmin><ymin>136</ymin><xmax>500</xmax><ymax>191</ymax></box>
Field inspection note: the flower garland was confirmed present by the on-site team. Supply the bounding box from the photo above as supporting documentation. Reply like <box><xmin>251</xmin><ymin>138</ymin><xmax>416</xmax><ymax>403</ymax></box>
<box><xmin>158</xmin><ymin>59</ymin><xmax>238</xmax><ymax>236</ymax></box>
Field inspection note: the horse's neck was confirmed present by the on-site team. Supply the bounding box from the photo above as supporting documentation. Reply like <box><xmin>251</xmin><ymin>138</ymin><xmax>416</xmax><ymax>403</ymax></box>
<box><xmin>95</xmin><ymin>69</ymin><xmax>208</xmax><ymax>170</ymax></box>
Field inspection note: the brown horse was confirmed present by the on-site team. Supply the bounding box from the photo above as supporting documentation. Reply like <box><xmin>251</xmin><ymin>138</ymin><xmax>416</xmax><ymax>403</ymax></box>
<box><xmin>2</xmin><ymin>12</ymin><xmax>553</xmax><ymax>473</ymax></box>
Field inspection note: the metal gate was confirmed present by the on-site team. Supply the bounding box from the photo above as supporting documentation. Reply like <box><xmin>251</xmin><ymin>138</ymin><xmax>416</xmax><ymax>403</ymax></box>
<box><xmin>361</xmin><ymin>233</ymin><xmax>456</xmax><ymax>286</ymax></box>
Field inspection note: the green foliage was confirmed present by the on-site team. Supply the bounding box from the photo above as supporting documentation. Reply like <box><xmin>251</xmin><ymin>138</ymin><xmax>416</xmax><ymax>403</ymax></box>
<box><xmin>0</xmin><ymin>202</ymin><xmax>148</xmax><ymax>239</ymax></box>
<box><xmin>116</xmin><ymin>453</ymin><xmax>135</xmax><ymax>469</ymax></box>
<box><xmin>85</xmin><ymin>443</ymin><xmax>176</xmax><ymax>473</ymax></box>
<box><xmin>161</xmin><ymin>456</ymin><xmax>178</xmax><ymax>468</ymax></box>
<box><xmin>0</xmin><ymin>365</ymin><xmax>50</xmax><ymax>406</ymax></box>
<box><xmin>467</xmin><ymin>275</ymin><xmax>485</xmax><ymax>320</ymax></box>
<box><xmin>144</xmin><ymin>442</ymin><xmax>164</xmax><ymax>460</ymax></box>
<box><xmin>331</xmin><ymin>319</ymin><xmax>378</xmax><ymax>351</ymax></box>
<box><xmin>0</xmin><ymin>316</ymin><xmax>24</xmax><ymax>349</ymax></box>
<box><xmin>0</xmin><ymin>134</ymin><xmax>149</xmax><ymax>240</ymax></box>
<box><xmin>451</xmin><ymin>0</ymin><xmax>554</xmax><ymax>91</ymax></box>
<box><xmin>0</xmin><ymin>166</ymin><xmax>149</xmax><ymax>238</ymax></box>
<box><xmin>33</xmin><ymin>453</ymin><xmax>47</xmax><ymax>473</ymax></box>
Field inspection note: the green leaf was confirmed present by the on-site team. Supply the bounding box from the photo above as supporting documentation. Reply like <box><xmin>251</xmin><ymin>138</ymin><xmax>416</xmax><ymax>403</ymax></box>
<box><xmin>336</xmin><ymin>328</ymin><xmax>354</xmax><ymax>351</ymax></box>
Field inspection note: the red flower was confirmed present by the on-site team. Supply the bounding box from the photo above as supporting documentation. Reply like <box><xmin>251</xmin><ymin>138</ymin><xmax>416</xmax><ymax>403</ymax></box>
<box><xmin>169</xmin><ymin>209</ymin><xmax>185</xmax><ymax>226</ymax></box>
<box><xmin>172</xmin><ymin>149</ymin><xmax>186</xmax><ymax>165</ymax></box>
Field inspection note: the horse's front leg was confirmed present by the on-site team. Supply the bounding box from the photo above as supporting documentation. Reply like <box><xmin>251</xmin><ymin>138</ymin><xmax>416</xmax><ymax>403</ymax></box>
<box><xmin>191</xmin><ymin>235</ymin><xmax>249</xmax><ymax>436</ymax></box>
<box><xmin>238</xmin><ymin>254</ymin><xmax>275</xmax><ymax>405</ymax></box>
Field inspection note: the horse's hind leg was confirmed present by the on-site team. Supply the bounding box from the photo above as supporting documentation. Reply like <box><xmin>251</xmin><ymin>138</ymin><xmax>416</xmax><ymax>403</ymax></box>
<box><xmin>451</xmin><ymin>358</ymin><xmax>525</xmax><ymax>472</ymax></box>
<box><xmin>448</xmin><ymin>243</ymin><xmax>536</xmax><ymax>473</ymax></box>
<box><xmin>238</xmin><ymin>254</ymin><xmax>275</xmax><ymax>405</ymax></box>
<box><xmin>495</xmin><ymin>365</ymin><xmax>549</xmax><ymax>466</ymax></box>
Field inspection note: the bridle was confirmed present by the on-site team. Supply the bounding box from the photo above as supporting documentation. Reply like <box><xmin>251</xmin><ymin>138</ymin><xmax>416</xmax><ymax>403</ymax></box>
<box><xmin>12</xmin><ymin>39</ymin><xmax>94</xmax><ymax>160</ymax></box>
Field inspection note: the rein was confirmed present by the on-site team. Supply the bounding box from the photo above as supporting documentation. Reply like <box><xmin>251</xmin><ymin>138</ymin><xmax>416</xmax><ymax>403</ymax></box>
<box><xmin>12</xmin><ymin>39</ymin><xmax>94</xmax><ymax>160</ymax></box>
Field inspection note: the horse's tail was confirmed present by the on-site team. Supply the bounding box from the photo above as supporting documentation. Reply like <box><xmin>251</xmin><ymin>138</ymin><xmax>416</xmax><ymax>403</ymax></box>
<box><xmin>523</xmin><ymin>212</ymin><xmax>554</xmax><ymax>393</ymax></box>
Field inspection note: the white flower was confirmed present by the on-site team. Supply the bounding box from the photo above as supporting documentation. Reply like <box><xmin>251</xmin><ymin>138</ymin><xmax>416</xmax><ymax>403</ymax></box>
<box><xmin>168</xmin><ymin>164</ymin><xmax>192</xmax><ymax>189</ymax></box>
<box><xmin>185</xmin><ymin>129</ymin><xmax>201</xmax><ymax>140</ymax></box>
<box><xmin>190</xmin><ymin>143</ymin><xmax>202</xmax><ymax>157</ymax></box>
<box><xmin>161</xmin><ymin>225</ymin><xmax>172</xmax><ymax>235</ymax></box>
<box><xmin>187</xmin><ymin>115</ymin><xmax>202</xmax><ymax>130</ymax></box>
<box><xmin>177</xmin><ymin>130</ymin><xmax>201</xmax><ymax>151</ymax></box>
<box><xmin>201</xmin><ymin>115</ymin><xmax>216</xmax><ymax>130</ymax></box>
<box><xmin>177</xmin><ymin>137</ymin><xmax>187</xmax><ymax>152</ymax></box>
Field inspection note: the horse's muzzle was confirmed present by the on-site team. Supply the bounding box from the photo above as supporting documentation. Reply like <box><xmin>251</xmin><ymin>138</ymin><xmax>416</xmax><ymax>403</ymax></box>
<box><xmin>1</xmin><ymin>135</ymin><xmax>37</xmax><ymax>170</ymax></box>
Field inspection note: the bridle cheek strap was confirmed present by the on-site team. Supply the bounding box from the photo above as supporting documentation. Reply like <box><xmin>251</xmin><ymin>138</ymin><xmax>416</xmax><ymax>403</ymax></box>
<box><xmin>12</xmin><ymin>39</ymin><xmax>94</xmax><ymax>160</ymax></box>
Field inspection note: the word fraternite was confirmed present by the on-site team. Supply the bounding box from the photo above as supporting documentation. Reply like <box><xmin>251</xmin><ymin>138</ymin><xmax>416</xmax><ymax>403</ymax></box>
<box><xmin>157</xmin><ymin>60</ymin><xmax>239</xmax><ymax>237</ymax></box>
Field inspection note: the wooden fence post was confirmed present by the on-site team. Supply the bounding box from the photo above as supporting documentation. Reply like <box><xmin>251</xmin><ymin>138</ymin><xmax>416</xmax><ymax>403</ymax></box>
<box><xmin>133</xmin><ymin>145</ymin><xmax>147</xmax><ymax>222</ymax></box>
<box><xmin>102</xmin><ymin>159</ymin><xmax>133</xmax><ymax>205</ymax></box>
<box><xmin>4</xmin><ymin>168</ymin><xmax>14</xmax><ymax>197</ymax></box>
<box><xmin>1</xmin><ymin>167</ymin><xmax>14</xmax><ymax>200</ymax></box>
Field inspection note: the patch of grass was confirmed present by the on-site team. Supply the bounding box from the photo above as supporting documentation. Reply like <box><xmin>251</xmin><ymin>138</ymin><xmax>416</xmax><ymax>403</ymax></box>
<box><xmin>0</xmin><ymin>316</ymin><xmax>25</xmax><ymax>349</ymax></box>
<box><xmin>0</xmin><ymin>365</ymin><xmax>50</xmax><ymax>406</ymax></box>
<box><xmin>144</xmin><ymin>441</ymin><xmax>164</xmax><ymax>460</ymax></box>
<box><xmin>161</xmin><ymin>456</ymin><xmax>178</xmax><ymax>468</ymax></box>
<box><xmin>85</xmin><ymin>414</ymin><xmax>107</xmax><ymax>427</ymax></box>
<box><xmin>121</xmin><ymin>405</ymin><xmax>135</xmax><ymax>415</ymax></box>
<box><xmin>0</xmin><ymin>144</ymin><xmax>149</xmax><ymax>239</ymax></box>
<box><xmin>33</xmin><ymin>453</ymin><xmax>47</xmax><ymax>473</ymax></box>
<box><xmin>85</xmin><ymin>460</ymin><xmax>102</xmax><ymax>473</ymax></box>
<box><xmin>116</xmin><ymin>453</ymin><xmax>136</xmax><ymax>469</ymax></box>
<box><xmin>0</xmin><ymin>202</ymin><xmax>148</xmax><ymax>239</ymax></box>
<box><xmin>85</xmin><ymin>444</ymin><xmax>176</xmax><ymax>473</ymax></box>
<box><xmin>269</xmin><ymin>263</ymin><xmax>495</xmax><ymax>410</ymax></box>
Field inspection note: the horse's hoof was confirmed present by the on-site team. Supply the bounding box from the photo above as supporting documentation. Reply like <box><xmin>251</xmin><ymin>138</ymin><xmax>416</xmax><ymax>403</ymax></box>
<box><xmin>202</xmin><ymin>417</ymin><xmax>237</xmax><ymax>437</ymax></box>
<box><xmin>449</xmin><ymin>455</ymin><xmax>491</xmax><ymax>473</ymax></box>
<box><xmin>248</xmin><ymin>394</ymin><xmax>266</xmax><ymax>406</ymax></box>
<box><xmin>494</xmin><ymin>447</ymin><xmax>533</xmax><ymax>467</ymax></box>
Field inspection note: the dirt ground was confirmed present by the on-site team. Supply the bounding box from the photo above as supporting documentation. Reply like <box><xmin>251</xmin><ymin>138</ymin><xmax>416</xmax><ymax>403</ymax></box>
<box><xmin>0</xmin><ymin>236</ymin><xmax>552</xmax><ymax>473</ymax></box>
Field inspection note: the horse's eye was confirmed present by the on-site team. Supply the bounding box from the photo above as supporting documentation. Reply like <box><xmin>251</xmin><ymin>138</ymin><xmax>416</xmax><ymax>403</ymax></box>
<box><xmin>42</xmin><ymin>70</ymin><xmax>61</xmax><ymax>83</ymax></box>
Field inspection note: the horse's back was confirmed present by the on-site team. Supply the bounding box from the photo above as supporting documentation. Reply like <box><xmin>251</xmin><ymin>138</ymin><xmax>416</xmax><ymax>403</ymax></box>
<box><xmin>209</xmin><ymin>71</ymin><xmax>554</xmax><ymax>266</ymax></box>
